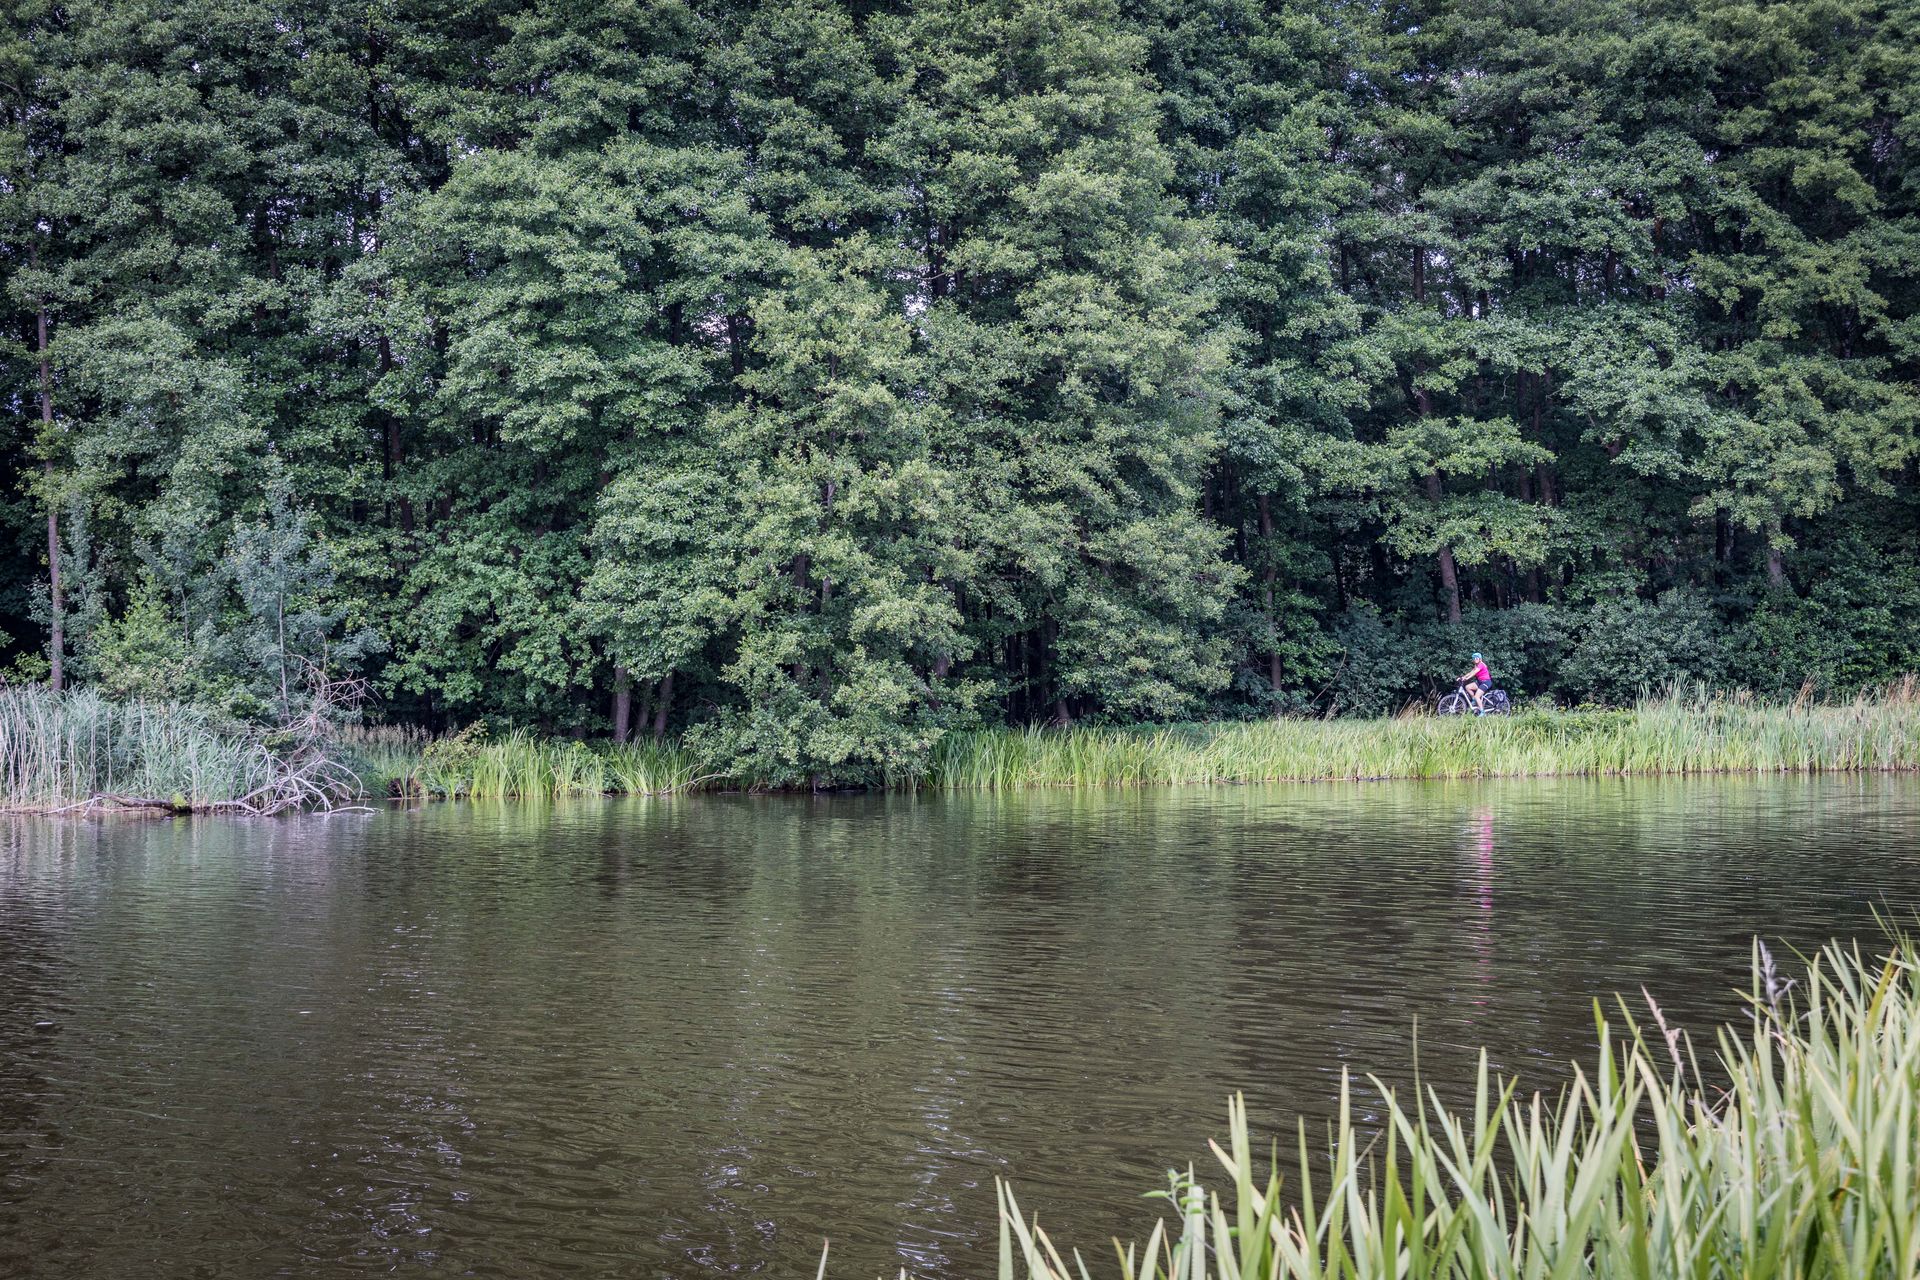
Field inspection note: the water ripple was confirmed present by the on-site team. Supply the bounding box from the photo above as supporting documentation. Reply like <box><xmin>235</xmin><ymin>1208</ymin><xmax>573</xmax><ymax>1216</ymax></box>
<box><xmin>1</xmin><ymin>776</ymin><xmax>1917</xmax><ymax>1277</ymax></box>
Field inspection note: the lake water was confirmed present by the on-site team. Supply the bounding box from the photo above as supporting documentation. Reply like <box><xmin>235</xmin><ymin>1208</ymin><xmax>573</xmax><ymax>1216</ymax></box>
<box><xmin>2</xmin><ymin>776</ymin><xmax>1917</xmax><ymax>1278</ymax></box>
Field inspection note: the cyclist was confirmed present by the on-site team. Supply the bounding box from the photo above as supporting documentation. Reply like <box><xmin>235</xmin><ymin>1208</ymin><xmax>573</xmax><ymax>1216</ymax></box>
<box><xmin>1456</xmin><ymin>652</ymin><xmax>1491</xmax><ymax>714</ymax></box>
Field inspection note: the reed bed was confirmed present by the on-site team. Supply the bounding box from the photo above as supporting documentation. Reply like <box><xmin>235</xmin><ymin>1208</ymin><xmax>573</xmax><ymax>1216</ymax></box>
<box><xmin>342</xmin><ymin>725</ymin><xmax>708</xmax><ymax>800</ymax></box>
<box><xmin>14</xmin><ymin>685</ymin><xmax>1919</xmax><ymax>809</ymax></box>
<box><xmin>925</xmin><ymin>688</ymin><xmax>1920</xmax><ymax>790</ymax></box>
<box><xmin>987</xmin><ymin>933</ymin><xmax>1920</xmax><ymax>1280</ymax></box>
<box><xmin>338</xmin><ymin>723</ymin><xmax>432</xmax><ymax>796</ymax></box>
<box><xmin>0</xmin><ymin>684</ymin><xmax>271</xmax><ymax>810</ymax></box>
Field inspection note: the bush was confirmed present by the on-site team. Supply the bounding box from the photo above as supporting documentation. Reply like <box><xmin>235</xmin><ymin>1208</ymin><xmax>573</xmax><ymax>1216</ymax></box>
<box><xmin>1324</xmin><ymin>602</ymin><xmax>1572</xmax><ymax>715</ymax></box>
<box><xmin>1323</xmin><ymin>603</ymin><xmax>1430</xmax><ymax>716</ymax></box>
<box><xmin>1729</xmin><ymin>546</ymin><xmax>1920</xmax><ymax>697</ymax></box>
<box><xmin>1556</xmin><ymin>589</ymin><xmax>1727</xmax><ymax>706</ymax></box>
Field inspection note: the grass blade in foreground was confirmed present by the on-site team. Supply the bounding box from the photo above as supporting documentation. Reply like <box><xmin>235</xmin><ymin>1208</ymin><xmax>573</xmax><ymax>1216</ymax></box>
<box><xmin>990</xmin><ymin>936</ymin><xmax>1920</xmax><ymax>1280</ymax></box>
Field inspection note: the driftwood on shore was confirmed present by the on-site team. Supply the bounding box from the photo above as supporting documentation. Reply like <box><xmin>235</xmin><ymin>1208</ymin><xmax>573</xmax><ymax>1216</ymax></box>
<box><xmin>8</xmin><ymin>763</ymin><xmax>373</xmax><ymax>817</ymax></box>
<box><xmin>20</xmin><ymin>793</ymin><xmax>193</xmax><ymax>816</ymax></box>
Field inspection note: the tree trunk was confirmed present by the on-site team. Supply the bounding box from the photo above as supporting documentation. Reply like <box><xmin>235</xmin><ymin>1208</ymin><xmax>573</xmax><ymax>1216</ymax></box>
<box><xmin>634</xmin><ymin>679</ymin><xmax>654</xmax><ymax>737</ymax></box>
<box><xmin>379</xmin><ymin>336</ymin><xmax>414</xmax><ymax>534</ymax></box>
<box><xmin>1416</xmin><ymin>378</ymin><xmax>1461</xmax><ymax>625</ymax></box>
<box><xmin>275</xmin><ymin>594</ymin><xmax>290</xmax><ymax>722</ymax></box>
<box><xmin>611</xmin><ymin>665</ymin><xmax>632</xmax><ymax>744</ymax></box>
<box><xmin>790</xmin><ymin>553</ymin><xmax>811</xmax><ymax>684</ymax></box>
<box><xmin>1425</xmin><ymin>469</ymin><xmax>1462</xmax><ymax>624</ymax></box>
<box><xmin>1516</xmin><ymin>466</ymin><xmax>1543</xmax><ymax>602</ymax></box>
<box><xmin>651</xmin><ymin>670</ymin><xmax>674</xmax><ymax>742</ymax></box>
<box><xmin>1532</xmin><ymin>372</ymin><xmax>1558</xmax><ymax>510</ymax></box>
<box><xmin>1369</xmin><ymin>539</ymin><xmax>1391</xmax><ymax>593</ymax></box>
<box><xmin>38</xmin><ymin>307</ymin><xmax>62</xmax><ymax>692</ymax></box>
<box><xmin>1766</xmin><ymin>532</ymin><xmax>1786</xmax><ymax>587</ymax></box>
<box><xmin>724</xmin><ymin>313</ymin><xmax>747</xmax><ymax>379</ymax></box>
<box><xmin>1038</xmin><ymin>621</ymin><xmax>1069</xmax><ymax>727</ymax></box>
<box><xmin>1257</xmin><ymin>492</ymin><xmax>1282</xmax><ymax>701</ymax></box>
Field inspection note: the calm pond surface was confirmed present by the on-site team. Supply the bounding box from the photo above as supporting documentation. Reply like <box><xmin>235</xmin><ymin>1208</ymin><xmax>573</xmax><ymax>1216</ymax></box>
<box><xmin>3</xmin><ymin>775</ymin><xmax>1918</xmax><ymax>1278</ymax></box>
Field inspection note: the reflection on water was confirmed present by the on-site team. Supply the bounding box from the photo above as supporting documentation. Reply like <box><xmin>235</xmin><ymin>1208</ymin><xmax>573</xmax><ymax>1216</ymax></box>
<box><xmin>1</xmin><ymin>776</ymin><xmax>1917</xmax><ymax>1278</ymax></box>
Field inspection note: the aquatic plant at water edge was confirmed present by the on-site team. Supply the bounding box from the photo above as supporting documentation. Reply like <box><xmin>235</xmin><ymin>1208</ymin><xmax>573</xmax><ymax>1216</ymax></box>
<box><xmin>0</xmin><ymin>673</ymin><xmax>371</xmax><ymax>813</ymax></box>
<box><xmin>0</xmin><ymin>684</ymin><xmax>269</xmax><ymax>810</ymax></box>
<box><xmin>980</xmin><ymin>934</ymin><xmax>1920</xmax><ymax>1280</ymax></box>
<box><xmin>342</xmin><ymin>687</ymin><xmax>1920</xmax><ymax>798</ymax></box>
<box><xmin>923</xmin><ymin>685</ymin><xmax>1920</xmax><ymax>790</ymax></box>
<box><xmin>344</xmin><ymin>721</ymin><xmax>707</xmax><ymax>800</ymax></box>
<box><xmin>24</xmin><ymin>684</ymin><xmax>1914</xmax><ymax>807</ymax></box>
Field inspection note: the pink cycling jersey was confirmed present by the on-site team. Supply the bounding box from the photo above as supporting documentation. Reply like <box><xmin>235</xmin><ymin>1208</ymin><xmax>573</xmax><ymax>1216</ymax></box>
<box><xmin>1471</xmin><ymin>661</ymin><xmax>1489</xmax><ymax>683</ymax></box>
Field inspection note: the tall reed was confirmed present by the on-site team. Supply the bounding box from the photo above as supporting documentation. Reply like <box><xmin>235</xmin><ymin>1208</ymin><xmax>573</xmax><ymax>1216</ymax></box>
<box><xmin>346</xmin><ymin>724</ymin><xmax>710</xmax><ymax>800</ymax></box>
<box><xmin>925</xmin><ymin>687</ymin><xmax>1920</xmax><ymax>790</ymax></box>
<box><xmin>0</xmin><ymin>684</ymin><xmax>269</xmax><ymax>809</ymax></box>
<box><xmin>27</xmin><ymin>684</ymin><xmax>1914</xmax><ymax>808</ymax></box>
<box><xmin>337</xmin><ymin>723</ymin><xmax>432</xmax><ymax>796</ymax></box>
<box><xmin>990</xmin><ymin>933</ymin><xmax>1920</xmax><ymax>1280</ymax></box>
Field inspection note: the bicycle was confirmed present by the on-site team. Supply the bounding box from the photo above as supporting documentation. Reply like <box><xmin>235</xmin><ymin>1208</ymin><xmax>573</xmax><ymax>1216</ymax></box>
<box><xmin>1437</xmin><ymin>680</ymin><xmax>1511</xmax><ymax>717</ymax></box>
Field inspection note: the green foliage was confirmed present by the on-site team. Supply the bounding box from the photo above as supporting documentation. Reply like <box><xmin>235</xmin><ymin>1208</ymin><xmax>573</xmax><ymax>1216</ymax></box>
<box><xmin>1325</xmin><ymin>603</ymin><xmax>1573</xmax><ymax>716</ymax></box>
<box><xmin>1730</xmin><ymin>541</ymin><xmax>1920</xmax><ymax>697</ymax></box>
<box><xmin>1</xmin><ymin>0</ymin><xmax>1916</xmax><ymax>780</ymax></box>
<box><xmin>1557</xmin><ymin>590</ymin><xmax>1730</xmax><ymax>706</ymax></box>
<box><xmin>224</xmin><ymin>466</ymin><xmax>380</xmax><ymax>723</ymax></box>
<box><xmin>78</xmin><ymin>576</ymin><xmax>199</xmax><ymax>704</ymax></box>
<box><xmin>678</xmin><ymin>254</ymin><xmax>980</xmax><ymax>786</ymax></box>
<box><xmin>57</xmin><ymin>467</ymin><xmax>375</xmax><ymax>724</ymax></box>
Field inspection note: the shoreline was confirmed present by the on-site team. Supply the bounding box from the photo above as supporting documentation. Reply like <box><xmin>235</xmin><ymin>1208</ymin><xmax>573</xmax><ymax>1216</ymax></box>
<box><xmin>12</xmin><ymin>762</ymin><xmax>1920</xmax><ymax>821</ymax></box>
<box><xmin>6</xmin><ymin>696</ymin><xmax>1917</xmax><ymax>813</ymax></box>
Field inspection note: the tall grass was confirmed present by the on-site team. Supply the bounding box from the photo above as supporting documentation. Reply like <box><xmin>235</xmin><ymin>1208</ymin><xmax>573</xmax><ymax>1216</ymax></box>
<box><xmin>0</xmin><ymin>700</ymin><xmax>714</xmax><ymax>809</ymax></box>
<box><xmin>991</xmin><ymin>933</ymin><xmax>1920</xmax><ymax>1280</ymax></box>
<box><xmin>341</xmin><ymin>725</ymin><xmax>708</xmax><ymax>800</ymax></box>
<box><xmin>19</xmin><ymin>684</ymin><xmax>1915</xmax><ymax>808</ymax></box>
<box><xmin>338</xmin><ymin>723</ymin><xmax>432</xmax><ymax>795</ymax></box>
<box><xmin>926</xmin><ymin>686</ymin><xmax>1920</xmax><ymax>790</ymax></box>
<box><xmin>0</xmin><ymin>684</ymin><xmax>271</xmax><ymax>809</ymax></box>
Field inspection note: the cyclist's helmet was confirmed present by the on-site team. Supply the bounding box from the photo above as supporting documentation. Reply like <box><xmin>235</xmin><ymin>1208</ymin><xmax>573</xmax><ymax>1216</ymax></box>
<box><xmin>1471</xmin><ymin>652</ymin><xmax>1483</xmax><ymax>661</ymax></box>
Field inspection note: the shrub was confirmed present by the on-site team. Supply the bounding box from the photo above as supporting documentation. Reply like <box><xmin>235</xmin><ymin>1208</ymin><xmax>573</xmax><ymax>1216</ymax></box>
<box><xmin>1556</xmin><ymin>589</ymin><xmax>1727</xmax><ymax>706</ymax></box>
<box><xmin>1730</xmin><ymin>547</ymin><xmax>1920</xmax><ymax>697</ymax></box>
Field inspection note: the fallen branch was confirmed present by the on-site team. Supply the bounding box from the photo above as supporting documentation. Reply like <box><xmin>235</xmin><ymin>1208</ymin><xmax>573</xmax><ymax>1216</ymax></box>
<box><xmin>1</xmin><ymin>792</ymin><xmax>190</xmax><ymax>816</ymax></box>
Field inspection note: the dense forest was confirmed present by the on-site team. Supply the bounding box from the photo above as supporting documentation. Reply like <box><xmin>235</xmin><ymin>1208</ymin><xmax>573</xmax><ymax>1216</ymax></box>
<box><xmin>3</xmin><ymin>0</ymin><xmax>1917</xmax><ymax>782</ymax></box>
